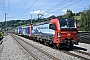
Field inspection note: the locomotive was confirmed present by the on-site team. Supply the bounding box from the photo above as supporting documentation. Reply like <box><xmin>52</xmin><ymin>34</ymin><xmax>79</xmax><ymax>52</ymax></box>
<box><xmin>14</xmin><ymin>17</ymin><xmax>79</xmax><ymax>48</ymax></box>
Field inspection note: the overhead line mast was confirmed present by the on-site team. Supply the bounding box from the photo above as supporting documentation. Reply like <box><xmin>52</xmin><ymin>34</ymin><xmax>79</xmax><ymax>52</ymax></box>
<box><xmin>2</xmin><ymin>0</ymin><xmax>7</xmax><ymax>35</ymax></box>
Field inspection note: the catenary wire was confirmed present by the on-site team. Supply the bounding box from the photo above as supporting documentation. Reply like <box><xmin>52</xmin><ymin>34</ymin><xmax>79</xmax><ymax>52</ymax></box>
<box><xmin>47</xmin><ymin>0</ymin><xmax>67</xmax><ymax>11</ymax></box>
<box><xmin>46</xmin><ymin>0</ymin><xmax>73</xmax><ymax>12</ymax></box>
<box><xmin>19</xmin><ymin>0</ymin><xmax>38</xmax><ymax>19</ymax></box>
<box><xmin>42</xmin><ymin>0</ymin><xmax>52</xmax><ymax>7</ymax></box>
<box><xmin>18</xmin><ymin>0</ymin><xmax>27</xmax><ymax>14</ymax></box>
<box><xmin>50</xmin><ymin>0</ymin><xmax>82</xmax><ymax>14</ymax></box>
<box><xmin>8</xmin><ymin>0</ymin><xmax>10</xmax><ymax>14</ymax></box>
<box><xmin>2</xmin><ymin>0</ymin><xmax>5</xmax><ymax>14</ymax></box>
<box><xmin>42</xmin><ymin>0</ymin><xmax>67</xmax><ymax>15</ymax></box>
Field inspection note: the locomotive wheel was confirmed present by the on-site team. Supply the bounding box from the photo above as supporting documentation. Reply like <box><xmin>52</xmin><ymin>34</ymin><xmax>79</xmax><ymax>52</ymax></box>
<box><xmin>49</xmin><ymin>44</ymin><xmax>53</xmax><ymax>47</ymax></box>
<box><xmin>38</xmin><ymin>40</ymin><xmax>41</xmax><ymax>43</ymax></box>
<box><xmin>44</xmin><ymin>41</ymin><xmax>49</xmax><ymax>46</ymax></box>
<box><xmin>53</xmin><ymin>44</ymin><xmax>57</xmax><ymax>49</ymax></box>
<box><xmin>43</xmin><ymin>39</ymin><xmax>46</xmax><ymax>45</ymax></box>
<box><xmin>38</xmin><ymin>38</ymin><xmax>41</xmax><ymax>43</ymax></box>
<box><xmin>57</xmin><ymin>46</ymin><xmax>60</xmax><ymax>50</ymax></box>
<box><xmin>68</xmin><ymin>43</ymin><xmax>73</xmax><ymax>50</ymax></box>
<box><xmin>45</xmin><ymin>42</ymin><xmax>48</xmax><ymax>46</ymax></box>
<box><xmin>46</xmin><ymin>42</ymin><xmax>49</xmax><ymax>46</ymax></box>
<box><xmin>38</xmin><ymin>40</ymin><xmax>40</xmax><ymax>43</ymax></box>
<box><xmin>29</xmin><ymin>37</ymin><xmax>32</xmax><ymax>40</ymax></box>
<box><xmin>34</xmin><ymin>37</ymin><xmax>37</xmax><ymax>42</ymax></box>
<box><xmin>69</xmin><ymin>45</ymin><xmax>73</xmax><ymax>50</ymax></box>
<box><xmin>44</xmin><ymin>41</ymin><xmax>47</xmax><ymax>46</ymax></box>
<box><xmin>43</xmin><ymin>40</ymin><xmax>45</xmax><ymax>45</ymax></box>
<box><xmin>33</xmin><ymin>37</ymin><xmax>35</xmax><ymax>41</ymax></box>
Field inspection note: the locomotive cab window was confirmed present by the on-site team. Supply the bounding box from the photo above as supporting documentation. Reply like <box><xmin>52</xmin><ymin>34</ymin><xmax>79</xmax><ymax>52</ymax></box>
<box><xmin>49</xmin><ymin>24</ymin><xmax>57</xmax><ymax>30</ymax></box>
<box><xmin>59</xmin><ymin>18</ymin><xmax>77</xmax><ymax>30</ymax></box>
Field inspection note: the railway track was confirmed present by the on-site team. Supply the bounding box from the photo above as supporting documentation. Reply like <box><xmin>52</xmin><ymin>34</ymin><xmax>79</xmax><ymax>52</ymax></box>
<box><xmin>11</xmin><ymin>34</ymin><xmax>39</xmax><ymax>60</ymax></box>
<box><xmin>11</xmin><ymin>34</ymin><xmax>60</xmax><ymax>60</ymax></box>
<box><xmin>11</xmin><ymin>34</ymin><xmax>90</xmax><ymax>60</ymax></box>
<box><xmin>60</xmin><ymin>50</ymin><xmax>90</xmax><ymax>60</ymax></box>
<box><xmin>73</xmin><ymin>50</ymin><xmax>90</xmax><ymax>56</ymax></box>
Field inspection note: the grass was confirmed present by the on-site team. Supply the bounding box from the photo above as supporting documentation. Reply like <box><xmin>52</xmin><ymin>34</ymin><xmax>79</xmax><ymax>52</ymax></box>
<box><xmin>74</xmin><ymin>16</ymin><xmax>81</xmax><ymax>20</ymax></box>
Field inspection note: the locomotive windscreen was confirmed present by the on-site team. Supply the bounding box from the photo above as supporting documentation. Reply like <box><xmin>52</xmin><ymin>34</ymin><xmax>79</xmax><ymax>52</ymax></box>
<box><xmin>59</xmin><ymin>18</ymin><xmax>77</xmax><ymax>30</ymax></box>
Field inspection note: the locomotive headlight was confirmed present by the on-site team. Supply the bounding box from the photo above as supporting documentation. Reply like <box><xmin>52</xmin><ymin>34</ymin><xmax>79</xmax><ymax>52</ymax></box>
<box><xmin>58</xmin><ymin>33</ymin><xmax>61</xmax><ymax>37</ymax></box>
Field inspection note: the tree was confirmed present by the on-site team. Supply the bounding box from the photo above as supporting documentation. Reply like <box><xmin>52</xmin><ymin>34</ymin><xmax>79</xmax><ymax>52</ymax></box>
<box><xmin>63</xmin><ymin>10</ymin><xmax>74</xmax><ymax>18</ymax></box>
<box><xmin>75</xmin><ymin>12</ymin><xmax>81</xmax><ymax>16</ymax></box>
<box><xmin>79</xmin><ymin>7</ymin><xmax>90</xmax><ymax>31</ymax></box>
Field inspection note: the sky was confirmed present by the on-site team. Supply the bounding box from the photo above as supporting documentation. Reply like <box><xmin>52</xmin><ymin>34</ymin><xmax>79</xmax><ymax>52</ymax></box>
<box><xmin>0</xmin><ymin>0</ymin><xmax>90</xmax><ymax>22</ymax></box>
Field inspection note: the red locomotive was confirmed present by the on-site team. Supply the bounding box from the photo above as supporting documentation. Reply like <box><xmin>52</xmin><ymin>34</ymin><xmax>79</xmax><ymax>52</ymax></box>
<box><xmin>29</xmin><ymin>17</ymin><xmax>79</xmax><ymax>48</ymax></box>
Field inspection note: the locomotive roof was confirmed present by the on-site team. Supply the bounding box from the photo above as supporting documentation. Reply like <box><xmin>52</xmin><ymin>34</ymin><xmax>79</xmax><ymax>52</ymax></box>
<box><xmin>58</xmin><ymin>18</ymin><xmax>74</xmax><ymax>21</ymax></box>
<box><xmin>33</xmin><ymin>18</ymin><xmax>74</xmax><ymax>26</ymax></box>
<box><xmin>34</xmin><ymin>21</ymin><xmax>50</xmax><ymax>26</ymax></box>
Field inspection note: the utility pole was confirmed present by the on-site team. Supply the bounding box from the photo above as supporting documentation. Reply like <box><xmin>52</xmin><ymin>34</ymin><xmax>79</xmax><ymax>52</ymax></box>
<box><xmin>31</xmin><ymin>14</ymin><xmax>32</xmax><ymax>24</ymax></box>
<box><xmin>5</xmin><ymin>13</ymin><xmax>7</xmax><ymax>35</ymax></box>
<box><xmin>38</xmin><ymin>14</ymin><xmax>39</xmax><ymax>22</ymax></box>
<box><xmin>4</xmin><ymin>13</ymin><xmax>14</xmax><ymax>35</ymax></box>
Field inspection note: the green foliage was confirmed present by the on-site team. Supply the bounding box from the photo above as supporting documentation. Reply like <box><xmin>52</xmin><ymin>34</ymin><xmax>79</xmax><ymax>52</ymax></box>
<box><xmin>79</xmin><ymin>7</ymin><xmax>90</xmax><ymax>31</ymax></box>
<box><xmin>63</xmin><ymin>10</ymin><xmax>74</xmax><ymax>18</ymax></box>
<box><xmin>74</xmin><ymin>16</ymin><xmax>81</xmax><ymax>20</ymax></box>
<box><xmin>0</xmin><ymin>32</ymin><xmax>4</xmax><ymax>37</ymax></box>
<box><xmin>75</xmin><ymin>12</ymin><xmax>82</xmax><ymax>16</ymax></box>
